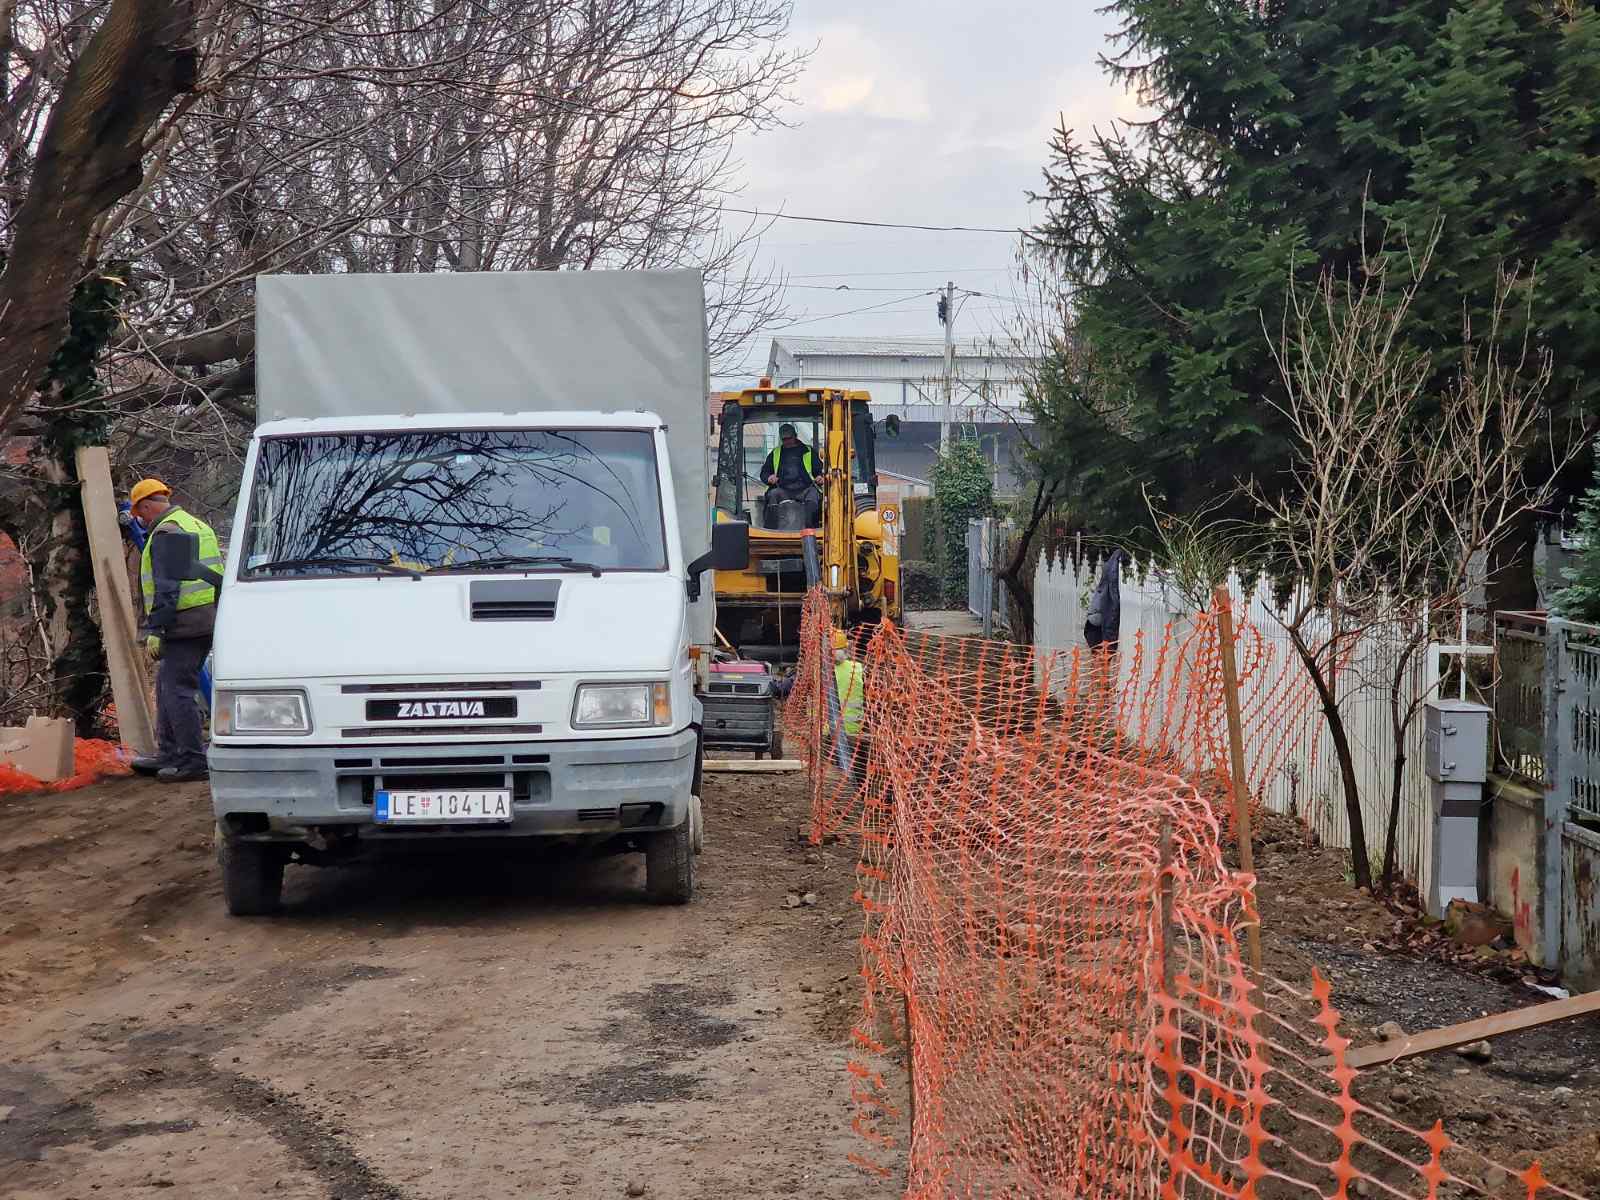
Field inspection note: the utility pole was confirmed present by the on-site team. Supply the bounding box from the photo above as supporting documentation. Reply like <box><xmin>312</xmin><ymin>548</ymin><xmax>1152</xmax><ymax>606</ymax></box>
<box><xmin>939</xmin><ymin>280</ymin><xmax>955</xmax><ymax>450</ymax></box>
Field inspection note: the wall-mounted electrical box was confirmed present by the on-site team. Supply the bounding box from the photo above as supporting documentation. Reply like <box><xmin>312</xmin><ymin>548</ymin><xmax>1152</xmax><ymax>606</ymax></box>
<box><xmin>1423</xmin><ymin>699</ymin><xmax>1492</xmax><ymax>916</ymax></box>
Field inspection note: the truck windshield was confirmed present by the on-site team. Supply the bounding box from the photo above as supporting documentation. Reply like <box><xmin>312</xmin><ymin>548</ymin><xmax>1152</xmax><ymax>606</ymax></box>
<box><xmin>239</xmin><ymin>429</ymin><xmax>668</xmax><ymax>577</ymax></box>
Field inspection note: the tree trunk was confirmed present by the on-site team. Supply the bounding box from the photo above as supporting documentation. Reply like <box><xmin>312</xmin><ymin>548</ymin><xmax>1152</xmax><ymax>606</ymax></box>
<box><xmin>1292</xmin><ymin>633</ymin><xmax>1374</xmax><ymax>890</ymax></box>
<box><xmin>997</xmin><ymin>478</ymin><xmax>1058</xmax><ymax>645</ymax></box>
<box><xmin>36</xmin><ymin>455</ymin><xmax>105</xmax><ymax>733</ymax></box>
<box><xmin>1381</xmin><ymin>749</ymin><xmax>1406</xmax><ymax>891</ymax></box>
<box><xmin>5</xmin><ymin>443</ymin><xmax>107</xmax><ymax>734</ymax></box>
<box><xmin>1324</xmin><ymin>695</ymin><xmax>1374</xmax><ymax>891</ymax></box>
<box><xmin>0</xmin><ymin>0</ymin><xmax>198</xmax><ymax>437</ymax></box>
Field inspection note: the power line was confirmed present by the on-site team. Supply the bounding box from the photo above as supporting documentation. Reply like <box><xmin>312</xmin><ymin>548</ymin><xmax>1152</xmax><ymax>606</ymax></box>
<box><xmin>720</xmin><ymin>205</ymin><xmax>1025</xmax><ymax>234</ymax></box>
<box><xmin>782</xmin><ymin>283</ymin><xmax>961</xmax><ymax>293</ymax></box>
<box><xmin>786</xmin><ymin>266</ymin><xmax>1013</xmax><ymax>280</ymax></box>
<box><xmin>765</xmin><ymin>292</ymin><xmax>938</xmax><ymax>332</ymax></box>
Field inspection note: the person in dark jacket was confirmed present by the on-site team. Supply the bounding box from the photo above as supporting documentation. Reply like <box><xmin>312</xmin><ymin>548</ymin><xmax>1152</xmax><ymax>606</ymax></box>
<box><xmin>1084</xmin><ymin>548</ymin><xmax>1125</xmax><ymax>652</ymax></box>
<box><xmin>762</xmin><ymin>423</ymin><xmax>821</xmax><ymax>527</ymax></box>
<box><xmin>129</xmin><ymin>479</ymin><xmax>222</xmax><ymax>783</ymax></box>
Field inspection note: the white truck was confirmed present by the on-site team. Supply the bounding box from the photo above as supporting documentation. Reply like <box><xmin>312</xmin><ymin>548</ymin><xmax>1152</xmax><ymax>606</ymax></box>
<box><xmin>198</xmin><ymin>270</ymin><xmax>747</xmax><ymax>914</ymax></box>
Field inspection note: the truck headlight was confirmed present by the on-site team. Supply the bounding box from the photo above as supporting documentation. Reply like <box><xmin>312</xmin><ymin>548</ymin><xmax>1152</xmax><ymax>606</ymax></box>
<box><xmin>572</xmin><ymin>682</ymin><xmax>671</xmax><ymax>729</ymax></box>
<box><xmin>213</xmin><ymin>690</ymin><xmax>312</xmax><ymax>736</ymax></box>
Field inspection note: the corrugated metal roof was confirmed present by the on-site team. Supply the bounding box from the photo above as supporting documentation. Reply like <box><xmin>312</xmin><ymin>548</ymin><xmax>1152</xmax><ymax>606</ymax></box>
<box><xmin>770</xmin><ymin>335</ymin><xmax>1029</xmax><ymax>360</ymax></box>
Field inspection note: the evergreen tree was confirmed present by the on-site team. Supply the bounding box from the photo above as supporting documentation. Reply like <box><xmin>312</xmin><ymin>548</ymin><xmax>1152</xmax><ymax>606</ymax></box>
<box><xmin>1554</xmin><ymin>457</ymin><xmax>1600</xmax><ymax>625</ymax></box>
<box><xmin>1035</xmin><ymin>0</ymin><xmax>1599</xmax><ymax>541</ymax></box>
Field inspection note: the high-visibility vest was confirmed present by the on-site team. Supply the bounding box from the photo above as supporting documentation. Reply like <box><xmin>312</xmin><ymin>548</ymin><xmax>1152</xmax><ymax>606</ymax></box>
<box><xmin>834</xmin><ymin>659</ymin><xmax>865</xmax><ymax>736</ymax></box>
<box><xmin>140</xmin><ymin>507</ymin><xmax>223</xmax><ymax>615</ymax></box>
<box><xmin>765</xmin><ymin>445</ymin><xmax>815</xmax><ymax>484</ymax></box>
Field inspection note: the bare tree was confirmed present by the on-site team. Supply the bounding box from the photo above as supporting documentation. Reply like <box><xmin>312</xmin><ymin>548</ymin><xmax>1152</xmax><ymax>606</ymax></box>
<box><xmin>0</xmin><ymin>0</ymin><xmax>205</xmax><ymax>436</ymax></box>
<box><xmin>1255</xmin><ymin>225</ymin><xmax>1573</xmax><ymax>891</ymax></box>
<box><xmin>1</xmin><ymin>0</ymin><xmax>802</xmax><ymax>726</ymax></box>
<box><xmin>92</xmin><ymin>0</ymin><xmax>798</xmax><ymax>449</ymax></box>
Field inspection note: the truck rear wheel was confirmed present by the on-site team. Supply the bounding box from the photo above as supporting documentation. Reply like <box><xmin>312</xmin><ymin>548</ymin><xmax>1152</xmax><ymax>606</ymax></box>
<box><xmin>645</xmin><ymin>820</ymin><xmax>694</xmax><ymax>904</ymax></box>
<box><xmin>218</xmin><ymin>833</ymin><xmax>285</xmax><ymax>916</ymax></box>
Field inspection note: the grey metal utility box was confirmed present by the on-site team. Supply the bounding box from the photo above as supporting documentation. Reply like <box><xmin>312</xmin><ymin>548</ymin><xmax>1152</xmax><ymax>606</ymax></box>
<box><xmin>1424</xmin><ymin>699</ymin><xmax>1491</xmax><ymax>783</ymax></box>
<box><xmin>1424</xmin><ymin>699</ymin><xmax>1492</xmax><ymax>916</ymax></box>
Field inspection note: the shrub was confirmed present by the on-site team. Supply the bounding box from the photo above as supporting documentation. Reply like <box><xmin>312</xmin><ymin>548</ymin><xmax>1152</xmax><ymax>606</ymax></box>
<box><xmin>930</xmin><ymin>441</ymin><xmax>993</xmax><ymax>606</ymax></box>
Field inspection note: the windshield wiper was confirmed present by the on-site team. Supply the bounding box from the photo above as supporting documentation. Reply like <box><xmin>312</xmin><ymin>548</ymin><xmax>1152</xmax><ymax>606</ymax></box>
<box><xmin>249</xmin><ymin>555</ymin><xmax>421</xmax><ymax>580</ymax></box>
<box><xmin>431</xmin><ymin>554</ymin><xmax>603</xmax><ymax>578</ymax></box>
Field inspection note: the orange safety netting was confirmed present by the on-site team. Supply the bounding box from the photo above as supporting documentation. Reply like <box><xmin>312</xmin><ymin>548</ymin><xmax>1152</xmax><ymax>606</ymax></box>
<box><xmin>0</xmin><ymin>738</ymin><xmax>132</xmax><ymax>796</ymax></box>
<box><xmin>782</xmin><ymin>589</ymin><xmax>1580</xmax><ymax>1200</ymax></box>
<box><xmin>786</xmin><ymin>589</ymin><xmax>1321</xmax><ymax>845</ymax></box>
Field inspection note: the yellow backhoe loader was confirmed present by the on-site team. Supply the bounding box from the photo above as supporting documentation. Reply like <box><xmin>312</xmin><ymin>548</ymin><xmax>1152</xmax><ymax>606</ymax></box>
<box><xmin>710</xmin><ymin>378</ymin><xmax>901</xmax><ymax>660</ymax></box>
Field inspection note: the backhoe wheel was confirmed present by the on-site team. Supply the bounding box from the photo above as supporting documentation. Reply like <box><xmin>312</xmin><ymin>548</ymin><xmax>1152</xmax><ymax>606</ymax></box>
<box><xmin>646</xmin><ymin>819</ymin><xmax>694</xmax><ymax>904</ymax></box>
<box><xmin>218</xmin><ymin>831</ymin><xmax>285</xmax><ymax>916</ymax></box>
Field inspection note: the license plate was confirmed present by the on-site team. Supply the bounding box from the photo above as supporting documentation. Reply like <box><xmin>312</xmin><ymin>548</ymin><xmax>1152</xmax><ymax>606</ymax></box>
<box><xmin>374</xmin><ymin>789</ymin><xmax>513</xmax><ymax>823</ymax></box>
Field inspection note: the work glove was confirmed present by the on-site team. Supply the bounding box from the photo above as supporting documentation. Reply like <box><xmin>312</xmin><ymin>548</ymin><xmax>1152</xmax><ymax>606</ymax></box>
<box><xmin>145</xmin><ymin>635</ymin><xmax>163</xmax><ymax>662</ymax></box>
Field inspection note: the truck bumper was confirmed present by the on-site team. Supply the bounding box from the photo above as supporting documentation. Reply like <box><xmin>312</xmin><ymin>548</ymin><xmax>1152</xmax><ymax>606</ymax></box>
<box><xmin>208</xmin><ymin>730</ymin><xmax>697</xmax><ymax>843</ymax></box>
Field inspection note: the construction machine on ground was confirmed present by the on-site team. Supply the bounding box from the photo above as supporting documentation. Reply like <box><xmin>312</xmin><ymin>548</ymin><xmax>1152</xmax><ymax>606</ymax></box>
<box><xmin>708</xmin><ymin>378</ymin><xmax>902</xmax><ymax>662</ymax></box>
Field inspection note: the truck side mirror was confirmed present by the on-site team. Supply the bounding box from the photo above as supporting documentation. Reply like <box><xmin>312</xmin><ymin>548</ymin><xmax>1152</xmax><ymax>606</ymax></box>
<box><xmin>685</xmin><ymin>521</ymin><xmax>750</xmax><ymax>601</ymax></box>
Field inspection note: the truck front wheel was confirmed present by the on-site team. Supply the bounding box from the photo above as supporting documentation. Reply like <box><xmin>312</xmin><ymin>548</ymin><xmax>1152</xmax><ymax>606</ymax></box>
<box><xmin>218</xmin><ymin>833</ymin><xmax>286</xmax><ymax>916</ymax></box>
<box><xmin>645</xmin><ymin>820</ymin><xmax>694</xmax><ymax>904</ymax></box>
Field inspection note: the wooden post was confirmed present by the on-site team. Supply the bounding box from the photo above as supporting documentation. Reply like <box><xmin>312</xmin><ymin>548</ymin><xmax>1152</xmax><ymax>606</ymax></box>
<box><xmin>75</xmin><ymin>447</ymin><xmax>157</xmax><ymax>755</ymax></box>
<box><xmin>1213</xmin><ymin>585</ymin><xmax>1262</xmax><ymax>975</ymax></box>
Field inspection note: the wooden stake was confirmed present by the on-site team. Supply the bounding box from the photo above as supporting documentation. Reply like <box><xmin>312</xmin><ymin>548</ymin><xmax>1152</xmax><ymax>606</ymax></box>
<box><xmin>1324</xmin><ymin>988</ymin><xmax>1600</xmax><ymax>1070</ymax></box>
<box><xmin>1213</xmin><ymin>585</ymin><xmax>1261</xmax><ymax>975</ymax></box>
<box><xmin>75</xmin><ymin>447</ymin><xmax>156</xmax><ymax>755</ymax></box>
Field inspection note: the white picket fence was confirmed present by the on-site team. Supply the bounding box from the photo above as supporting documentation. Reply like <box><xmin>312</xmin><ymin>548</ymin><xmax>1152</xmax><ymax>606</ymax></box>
<box><xmin>1034</xmin><ymin>553</ymin><xmax>1435</xmax><ymax>895</ymax></box>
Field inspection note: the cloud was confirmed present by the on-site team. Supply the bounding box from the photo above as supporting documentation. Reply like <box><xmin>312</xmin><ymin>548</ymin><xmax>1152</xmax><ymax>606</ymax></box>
<box><xmin>795</xmin><ymin>23</ymin><xmax>932</xmax><ymax>122</ymax></box>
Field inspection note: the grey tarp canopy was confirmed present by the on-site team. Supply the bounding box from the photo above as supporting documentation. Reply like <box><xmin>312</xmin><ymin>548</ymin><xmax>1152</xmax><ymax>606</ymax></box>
<box><xmin>254</xmin><ymin>269</ymin><xmax>713</xmax><ymax>644</ymax></box>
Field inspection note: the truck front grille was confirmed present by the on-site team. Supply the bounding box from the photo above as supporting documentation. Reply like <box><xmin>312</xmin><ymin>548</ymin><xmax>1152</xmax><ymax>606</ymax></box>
<box><xmin>340</xmin><ymin>723</ymin><xmax>544</xmax><ymax>738</ymax></box>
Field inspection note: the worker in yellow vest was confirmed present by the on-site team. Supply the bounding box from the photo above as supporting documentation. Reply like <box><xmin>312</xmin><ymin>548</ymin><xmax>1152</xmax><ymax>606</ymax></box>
<box><xmin>833</xmin><ymin>629</ymin><xmax>867</xmax><ymax>785</ymax></box>
<box><xmin>129</xmin><ymin>479</ymin><xmax>223</xmax><ymax>783</ymax></box>
<box><xmin>762</xmin><ymin>422</ymin><xmax>821</xmax><ymax>527</ymax></box>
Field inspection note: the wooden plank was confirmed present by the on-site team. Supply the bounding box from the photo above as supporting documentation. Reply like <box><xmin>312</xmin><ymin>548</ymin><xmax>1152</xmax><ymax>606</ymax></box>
<box><xmin>1328</xmin><ymin>989</ymin><xmax>1600</xmax><ymax>1070</ymax></box>
<box><xmin>1213</xmin><ymin>585</ymin><xmax>1262</xmax><ymax>975</ymax></box>
<box><xmin>75</xmin><ymin>446</ymin><xmax>157</xmax><ymax>755</ymax></box>
<box><xmin>703</xmin><ymin>758</ymin><xmax>804</xmax><ymax>773</ymax></box>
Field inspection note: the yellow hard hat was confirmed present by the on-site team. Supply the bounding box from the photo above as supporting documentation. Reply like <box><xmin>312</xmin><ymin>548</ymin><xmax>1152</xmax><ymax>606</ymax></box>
<box><xmin>129</xmin><ymin>478</ymin><xmax>171</xmax><ymax>506</ymax></box>
<box><xmin>832</xmin><ymin>629</ymin><xmax>848</xmax><ymax>651</ymax></box>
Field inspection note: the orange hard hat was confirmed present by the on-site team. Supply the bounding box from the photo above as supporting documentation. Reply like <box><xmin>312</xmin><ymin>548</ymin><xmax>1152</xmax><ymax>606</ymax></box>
<box><xmin>129</xmin><ymin>478</ymin><xmax>171</xmax><ymax>506</ymax></box>
<box><xmin>832</xmin><ymin>629</ymin><xmax>848</xmax><ymax>651</ymax></box>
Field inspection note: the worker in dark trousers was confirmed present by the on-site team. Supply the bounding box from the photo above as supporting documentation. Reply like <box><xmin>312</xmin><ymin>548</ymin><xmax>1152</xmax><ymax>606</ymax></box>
<box><xmin>762</xmin><ymin>422</ymin><xmax>821</xmax><ymax>527</ymax></box>
<box><xmin>129</xmin><ymin>479</ymin><xmax>223</xmax><ymax>783</ymax></box>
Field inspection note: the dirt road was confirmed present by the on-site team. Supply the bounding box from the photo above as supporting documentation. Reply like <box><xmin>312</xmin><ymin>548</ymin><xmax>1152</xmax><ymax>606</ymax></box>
<box><xmin>0</xmin><ymin>772</ymin><xmax>900</xmax><ymax>1199</ymax></box>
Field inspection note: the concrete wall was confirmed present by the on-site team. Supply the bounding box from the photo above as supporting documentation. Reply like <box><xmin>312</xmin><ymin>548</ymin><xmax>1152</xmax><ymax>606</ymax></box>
<box><xmin>1486</xmin><ymin>777</ymin><xmax>1545</xmax><ymax>962</ymax></box>
<box><xmin>1484</xmin><ymin>774</ymin><xmax>1600</xmax><ymax>987</ymax></box>
<box><xmin>1564</xmin><ymin>821</ymin><xmax>1600</xmax><ymax>991</ymax></box>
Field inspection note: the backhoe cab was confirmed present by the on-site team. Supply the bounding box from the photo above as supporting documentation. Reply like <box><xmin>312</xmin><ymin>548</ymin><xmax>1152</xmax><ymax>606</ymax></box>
<box><xmin>710</xmin><ymin>378</ymin><xmax>901</xmax><ymax>661</ymax></box>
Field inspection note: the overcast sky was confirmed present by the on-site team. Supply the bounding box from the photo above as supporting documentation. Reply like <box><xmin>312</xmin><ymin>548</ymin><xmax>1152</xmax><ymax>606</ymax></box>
<box><xmin>719</xmin><ymin>0</ymin><xmax>1143</xmax><ymax>382</ymax></box>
